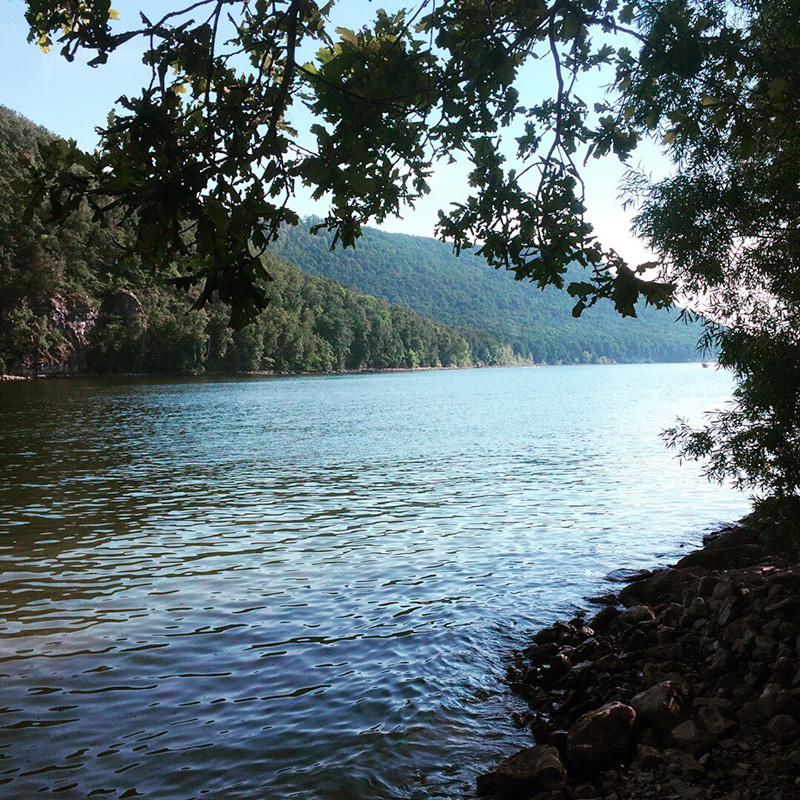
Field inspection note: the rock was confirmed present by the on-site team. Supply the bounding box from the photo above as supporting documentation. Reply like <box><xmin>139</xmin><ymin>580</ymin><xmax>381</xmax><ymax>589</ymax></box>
<box><xmin>567</xmin><ymin>661</ymin><xmax>597</xmax><ymax>691</ymax></box>
<box><xmin>637</xmin><ymin>726</ymin><xmax>660</xmax><ymax>748</ymax></box>
<box><xmin>710</xmin><ymin>580</ymin><xmax>737</xmax><ymax>605</ymax></box>
<box><xmin>708</xmin><ymin>646</ymin><xmax>734</xmax><ymax>675</ymax></box>
<box><xmin>625</xmin><ymin>628</ymin><xmax>650</xmax><ymax>650</ymax></box>
<box><xmin>677</xmin><ymin>526</ymin><xmax>764</xmax><ymax>570</ymax></box>
<box><xmin>718</xmin><ymin>596</ymin><xmax>744</xmax><ymax>627</ymax></box>
<box><xmin>102</xmin><ymin>289</ymin><xmax>143</xmax><ymax>329</ymax></box>
<box><xmin>664</xmin><ymin>749</ymin><xmax>705</xmax><ymax>782</ymax></box>
<box><xmin>570</xmin><ymin>784</ymin><xmax>602</xmax><ymax>799</ymax></box>
<box><xmin>535</xmin><ymin>621</ymin><xmax>574</xmax><ymax>645</ymax></box>
<box><xmin>497</xmin><ymin>521</ymin><xmax>800</xmax><ymax>800</ymax></box>
<box><xmin>758</xmin><ymin>685</ymin><xmax>797</xmax><ymax>719</ymax></box>
<box><xmin>588</xmin><ymin>606</ymin><xmax>619</xmax><ymax>633</ymax></box>
<box><xmin>722</xmin><ymin>614</ymin><xmax>760</xmax><ymax>648</ymax></box>
<box><xmin>767</xmin><ymin>714</ymin><xmax>798</xmax><ymax>743</ymax></box>
<box><xmin>524</xmin><ymin>643</ymin><xmax>559</xmax><ymax>664</ymax></box>
<box><xmin>586</xmin><ymin>593</ymin><xmax>619</xmax><ymax>605</ymax></box>
<box><xmin>737</xmin><ymin>700</ymin><xmax>765</xmax><ymax>727</ymax></box>
<box><xmin>697</xmin><ymin>705</ymin><xmax>737</xmax><ymax>739</ymax></box>
<box><xmin>661</xmin><ymin>604</ymin><xmax>684</xmax><ymax>627</ymax></box>
<box><xmin>617</xmin><ymin>605</ymin><xmax>656</xmax><ymax>627</ymax></box>
<box><xmin>618</xmin><ymin>568</ymin><xmax>698</xmax><ymax>607</ymax></box>
<box><xmin>697</xmin><ymin>575</ymin><xmax>720</xmax><ymax>597</ymax></box>
<box><xmin>765</xmin><ymin>596</ymin><xmax>800</xmax><ymax>619</ymax></box>
<box><xmin>779</xmin><ymin>621</ymin><xmax>799</xmax><ymax>641</ymax></box>
<box><xmin>14</xmin><ymin>293</ymin><xmax>100</xmax><ymax>375</ymax></box>
<box><xmin>547</xmin><ymin>653</ymin><xmax>572</xmax><ymax>681</ymax></box>
<box><xmin>477</xmin><ymin>745</ymin><xmax>567</xmax><ymax>798</ymax></box>
<box><xmin>773</xmin><ymin>656</ymin><xmax>795</xmax><ymax>684</ymax></box>
<box><xmin>607</xmin><ymin>568</ymin><xmax>652</xmax><ymax>584</ymax></box>
<box><xmin>670</xmin><ymin>720</ymin><xmax>716</xmax><ymax>755</ymax></box>
<box><xmin>567</xmin><ymin>702</ymin><xmax>636</xmax><ymax>773</ymax></box>
<box><xmin>754</xmin><ymin>635</ymin><xmax>779</xmax><ymax>661</ymax></box>
<box><xmin>547</xmin><ymin>730</ymin><xmax>569</xmax><ymax>755</ymax></box>
<box><xmin>757</xmin><ymin>754</ymin><xmax>792</xmax><ymax>777</ymax></box>
<box><xmin>630</xmin><ymin>681</ymin><xmax>690</xmax><ymax>735</ymax></box>
<box><xmin>688</xmin><ymin>596</ymin><xmax>709</xmax><ymax>620</ymax></box>
<box><xmin>635</xmin><ymin>744</ymin><xmax>663</xmax><ymax>770</ymax></box>
<box><xmin>529</xmin><ymin>714</ymin><xmax>557</xmax><ymax>741</ymax></box>
<box><xmin>667</xmin><ymin>777</ymin><xmax>702</xmax><ymax>798</ymax></box>
<box><xmin>693</xmin><ymin>696</ymin><xmax>734</xmax><ymax>712</ymax></box>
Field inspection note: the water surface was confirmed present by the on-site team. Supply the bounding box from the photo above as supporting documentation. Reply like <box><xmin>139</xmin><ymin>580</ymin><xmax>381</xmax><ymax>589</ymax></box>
<box><xmin>0</xmin><ymin>364</ymin><xmax>749</xmax><ymax>799</ymax></box>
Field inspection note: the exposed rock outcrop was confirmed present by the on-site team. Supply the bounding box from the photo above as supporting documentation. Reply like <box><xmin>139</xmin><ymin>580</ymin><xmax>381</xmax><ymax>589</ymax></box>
<box><xmin>477</xmin><ymin>746</ymin><xmax>567</xmax><ymax>798</ymax></box>
<box><xmin>29</xmin><ymin>293</ymin><xmax>99</xmax><ymax>375</ymax></box>
<box><xmin>101</xmin><ymin>289</ymin><xmax>143</xmax><ymax>331</ymax></box>
<box><xmin>6</xmin><ymin>290</ymin><xmax>144</xmax><ymax>376</ymax></box>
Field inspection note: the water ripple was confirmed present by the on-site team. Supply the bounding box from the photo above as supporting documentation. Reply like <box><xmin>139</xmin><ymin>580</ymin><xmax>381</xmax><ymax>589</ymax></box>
<box><xmin>0</xmin><ymin>365</ymin><xmax>748</xmax><ymax>799</ymax></box>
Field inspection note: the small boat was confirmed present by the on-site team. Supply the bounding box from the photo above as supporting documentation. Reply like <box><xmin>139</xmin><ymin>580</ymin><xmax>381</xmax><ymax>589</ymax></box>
<box><xmin>702</xmin><ymin>362</ymin><xmax>710</xmax><ymax>368</ymax></box>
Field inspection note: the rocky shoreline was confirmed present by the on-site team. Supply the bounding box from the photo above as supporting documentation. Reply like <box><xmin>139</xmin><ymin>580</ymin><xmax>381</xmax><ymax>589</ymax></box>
<box><xmin>478</xmin><ymin>517</ymin><xmax>800</xmax><ymax>800</ymax></box>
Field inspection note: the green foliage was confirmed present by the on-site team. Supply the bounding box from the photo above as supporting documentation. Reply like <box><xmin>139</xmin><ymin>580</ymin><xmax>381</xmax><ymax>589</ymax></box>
<box><xmin>0</xmin><ymin>106</ymin><xmax>513</xmax><ymax>376</ymax></box>
<box><xmin>748</xmin><ymin>496</ymin><xmax>800</xmax><ymax>554</ymax></box>
<box><xmin>638</xmin><ymin>2</ymin><xmax>800</xmax><ymax>497</ymax></box>
<box><xmin>664</xmin><ymin>325</ymin><xmax>800</xmax><ymax>497</ymax></box>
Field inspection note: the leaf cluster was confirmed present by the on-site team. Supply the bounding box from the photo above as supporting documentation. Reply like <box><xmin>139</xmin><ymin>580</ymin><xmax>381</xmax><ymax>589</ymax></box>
<box><xmin>21</xmin><ymin>0</ymin><xmax>680</xmax><ymax>327</ymax></box>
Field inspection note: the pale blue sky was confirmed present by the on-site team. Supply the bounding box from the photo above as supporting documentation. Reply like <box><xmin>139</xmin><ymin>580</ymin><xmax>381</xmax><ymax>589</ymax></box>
<box><xmin>1</xmin><ymin>0</ymin><xmax>659</xmax><ymax>263</ymax></box>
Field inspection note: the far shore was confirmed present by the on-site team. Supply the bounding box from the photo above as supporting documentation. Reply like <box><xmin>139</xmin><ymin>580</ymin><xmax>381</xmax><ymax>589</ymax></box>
<box><xmin>0</xmin><ymin>359</ymin><xmax>712</xmax><ymax>382</ymax></box>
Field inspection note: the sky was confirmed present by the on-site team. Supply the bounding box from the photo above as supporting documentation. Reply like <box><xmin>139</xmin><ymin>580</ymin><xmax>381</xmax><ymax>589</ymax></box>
<box><xmin>1</xmin><ymin>1</ymin><xmax>663</xmax><ymax>265</ymax></box>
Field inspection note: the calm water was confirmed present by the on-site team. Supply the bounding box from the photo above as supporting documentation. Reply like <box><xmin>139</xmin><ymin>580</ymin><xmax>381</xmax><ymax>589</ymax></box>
<box><xmin>0</xmin><ymin>364</ymin><xmax>748</xmax><ymax>799</ymax></box>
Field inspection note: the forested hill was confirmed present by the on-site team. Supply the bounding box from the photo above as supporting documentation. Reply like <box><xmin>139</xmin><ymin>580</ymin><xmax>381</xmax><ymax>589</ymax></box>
<box><xmin>270</xmin><ymin>221</ymin><xmax>703</xmax><ymax>364</ymax></box>
<box><xmin>0</xmin><ymin>106</ymin><xmax>514</xmax><ymax>375</ymax></box>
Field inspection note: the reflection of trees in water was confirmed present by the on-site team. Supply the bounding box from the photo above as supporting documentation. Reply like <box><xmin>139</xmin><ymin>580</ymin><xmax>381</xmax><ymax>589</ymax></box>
<box><xmin>0</xmin><ymin>379</ymin><xmax>194</xmax><ymax>614</ymax></box>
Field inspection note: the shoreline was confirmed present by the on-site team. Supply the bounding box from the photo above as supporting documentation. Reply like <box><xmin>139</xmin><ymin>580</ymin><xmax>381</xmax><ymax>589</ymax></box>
<box><xmin>478</xmin><ymin>513</ymin><xmax>800</xmax><ymax>800</ymax></box>
<box><xmin>0</xmin><ymin>363</ymin><xmax>527</xmax><ymax>381</ymax></box>
<box><xmin>0</xmin><ymin>360</ymin><xmax>710</xmax><ymax>382</ymax></box>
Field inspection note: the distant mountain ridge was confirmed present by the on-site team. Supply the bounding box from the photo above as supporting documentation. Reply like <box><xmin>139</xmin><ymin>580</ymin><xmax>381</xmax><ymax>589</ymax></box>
<box><xmin>270</xmin><ymin>220</ymin><xmax>702</xmax><ymax>364</ymax></box>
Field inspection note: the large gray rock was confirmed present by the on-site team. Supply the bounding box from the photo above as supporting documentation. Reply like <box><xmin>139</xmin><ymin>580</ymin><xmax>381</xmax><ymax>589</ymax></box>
<box><xmin>618</xmin><ymin>567</ymin><xmax>699</xmax><ymax>607</ymax></box>
<box><xmin>630</xmin><ymin>681</ymin><xmax>689</xmax><ymax>735</ymax></box>
<box><xmin>697</xmin><ymin>705</ymin><xmax>737</xmax><ymax>739</ymax></box>
<box><xmin>477</xmin><ymin>745</ymin><xmax>567</xmax><ymax>799</ymax></box>
<box><xmin>767</xmin><ymin>714</ymin><xmax>799</xmax><ymax>743</ymax></box>
<box><xmin>670</xmin><ymin>720</ymin><xmax>717</xmax><ymax>755</ymax></box>
<box><xmin>567</xmin><ymin>702</ymin><xmax>636</xmax><ymax>773</ymax></box>
<box><xmin>617</xmin><ymin>605</ymin><xmax>656</xmax><ymax>627</ymax></box>
<box><xmin>676</xmin><ymin>525</ymin><xmax>763</xmax><ymax>570</ymax></box>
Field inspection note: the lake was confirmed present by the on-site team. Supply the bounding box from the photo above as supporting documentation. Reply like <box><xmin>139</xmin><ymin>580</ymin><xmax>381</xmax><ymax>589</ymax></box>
<box><xmin>0</xmin><ymin>364</ymin><xmax>749</xmax><ymax>799</ymax></box>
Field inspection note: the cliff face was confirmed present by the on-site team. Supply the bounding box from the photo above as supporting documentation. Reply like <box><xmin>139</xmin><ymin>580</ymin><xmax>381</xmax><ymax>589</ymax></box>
<box><xmin>6</xmin><ymin>290</ymin><xmax>142</xmax><ymax>376</ymax></box>
<box><xmin>40</xmin><ymin>294</ymin><xmax>99</xmax><ymax>375</ymax></box>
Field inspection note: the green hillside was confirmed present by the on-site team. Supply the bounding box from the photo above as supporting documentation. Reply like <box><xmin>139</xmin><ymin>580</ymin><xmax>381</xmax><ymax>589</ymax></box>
<box><xmin>270</xmin><ymin>221</ymin><xmax>703</xmax><ymax>364</ymax></box>
<box><xmin>0</xmin><ymin>107</ymin><xmax>513</xmax><ymax>375</ymax></box>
